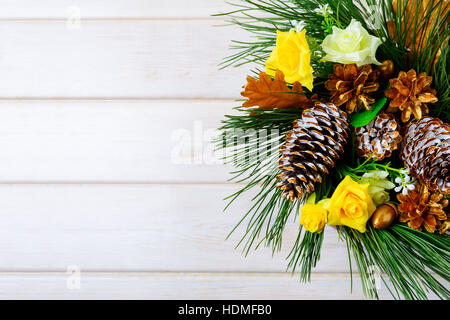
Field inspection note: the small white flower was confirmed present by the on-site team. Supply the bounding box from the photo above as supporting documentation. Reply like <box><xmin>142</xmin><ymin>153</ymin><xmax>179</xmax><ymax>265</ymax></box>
<box><xmin>400</xmin><ymin>168</ymin><xmax>410</xmax><ymax>175</ymax></box>
<box><xmin>394</xmin><ymin>169</ymin><xmax>416</xmax><ymax>195</ymax></box>
<box><xmin>407</xmin><ymin>184</ymin><xmax>415</xmax><ymax>190</ymax></box>
<box><xmin>314</xmin><ymin>4</ymin><xmax>333</xmax><ymax>16</ymax></box>
<box><xmin>290</xmin><ymin>20</ymin><xmax>306</xmax><ymax>33</ymax></box>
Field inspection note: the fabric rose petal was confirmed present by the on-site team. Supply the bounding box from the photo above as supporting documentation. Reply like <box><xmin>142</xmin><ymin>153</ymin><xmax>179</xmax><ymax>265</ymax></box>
<box><xmin>266</xmin><ymin>30</ymin><xmax>314</xmax><ymax>91</ymax></box>
<box><xmin>360</xmin><ymin>171</ymin><xmax>396</xmax><ymax>206</ymax></box>
<box><xmin>321</xmin><ymin>19</ymin><xmax>382</xmax><ymax>66</ymax></box>
<box><xmin>326</xmin><ymin>176</ymin><xmax>377</xmax><ymax>233</ymax></box>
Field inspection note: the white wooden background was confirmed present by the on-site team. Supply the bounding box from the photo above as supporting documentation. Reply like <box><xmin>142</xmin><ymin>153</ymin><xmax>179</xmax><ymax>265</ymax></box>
<box><xmin>0</xmin><ymin>0</ymin><xmax>396</xmax><ymax>299</ymax></box>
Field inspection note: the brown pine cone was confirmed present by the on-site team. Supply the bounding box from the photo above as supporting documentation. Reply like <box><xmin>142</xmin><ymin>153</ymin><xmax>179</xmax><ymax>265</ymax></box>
<box><xmin>325</xmin><ymin>61</ymin><xmax>393</xmax><ymax>114</ymax></box>
<box><xmin>355</xmin><ymin>113</ymin><xmax>402</xmax><ymax>161</ymax></box>
<box><xmin>397</xmin><ymin>184</ymin><xmax>449</xmax><ymax>233</ymax></box>
<box><xmin>401</xmin><ymin>116</ymin><xmax>450</xmax><ymax>195</ymax></box>
<box><xmin>385</xmin><ymin>69</ymin><xmax>438</xmax><ymax>122</ymax></box>
<box><xmin>277</xmin><ymin>102</ymin><xmax>349</xmax><ymax>201</ymax></box>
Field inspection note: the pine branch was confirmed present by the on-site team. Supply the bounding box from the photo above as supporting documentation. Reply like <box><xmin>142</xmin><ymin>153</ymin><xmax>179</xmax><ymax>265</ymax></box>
<box><xmin>287</xmin><ymin>227</ymin><xmax>324</xmax><ymax>282</ymax></box>
<box><xmin>340</xmin><ymin>224</ymin><xmax>450</xmax><ymax>300</ymax></box>
<box><xmin>217</xmin><ymin>107</ymin><xmax>304</xmax><ymax>254</ymax></box>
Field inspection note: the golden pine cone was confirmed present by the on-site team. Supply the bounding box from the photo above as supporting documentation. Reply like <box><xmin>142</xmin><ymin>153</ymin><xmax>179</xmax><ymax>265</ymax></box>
<box><xmin>355</xmin><ymin>113</ymin><xmax>402</xmax><ymax>161</ymax></box>
<box><xmin>397</xmin><ymin>184</ymin><xmax>449</xmax><ymax>233</ymax></box>
<box><xmin>325</xmin><ymin>61</ymin><xmax>393</xmax><ymax>114</ymax></box>
<box><xmin>325</xmin><ymin>64</ymin><xmax>380</xmax><ymax>114</ymax></box>
<box><xmin>401</xmin><ymin>116</ymin><xmax>450</xmax><ymax>195</ymax></box>
<box><xmin>385</xmin><ymin>69</ymin><xmax>438</xmax><ymax>122</ymax></box>
<box><xmin>277</xmin><ymin>102</ymin><xmax>349</xmax><ymax>201</ymax></box>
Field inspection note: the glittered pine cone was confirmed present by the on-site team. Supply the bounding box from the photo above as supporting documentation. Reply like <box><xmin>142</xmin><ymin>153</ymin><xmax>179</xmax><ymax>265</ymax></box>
<box><xmin>355</xmin><ymin>113</ymin><xmax>402</xmax><ymax>161</ymax></box>
<box><xmin>277</xmin><ymin>102</ymin><xmax>349</xmax><ymax>201</ymax></box>
<box><xmin>385</xmin><ymin>69</ymin><xmax>438</xmax><ymax>122</ymax></box>
<box><xmin>397</xmin><ymin>184</ymin><xmax>449</xmax><ymax>233</ymax></box>
<box><xmin>325</xmin><ymin>64</ymin><xmax>379</xmax><ymax>114</ymax></box>
<box><xmin>401</xmin><ymin>116</ymin><xmax>450</xmax><ymax>195</ymax></box>
<box><xmin>325</xmin><ymin>61</ymin><xmax>393</xmax><ymax>114</ymax></box>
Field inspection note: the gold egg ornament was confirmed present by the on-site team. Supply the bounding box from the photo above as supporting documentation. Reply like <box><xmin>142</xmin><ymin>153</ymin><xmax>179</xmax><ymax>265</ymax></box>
<box><xmin>371</xmin><ymin>203</ymin><xmax>398</xmax><ymax>229</ymax></box>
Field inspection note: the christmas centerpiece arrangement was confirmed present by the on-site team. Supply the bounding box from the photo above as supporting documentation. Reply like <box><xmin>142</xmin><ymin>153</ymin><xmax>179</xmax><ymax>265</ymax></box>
<box><xmin>216</xmin><ymin>0</ymin><xmax>449</xmax><ymax>299</ymax></box>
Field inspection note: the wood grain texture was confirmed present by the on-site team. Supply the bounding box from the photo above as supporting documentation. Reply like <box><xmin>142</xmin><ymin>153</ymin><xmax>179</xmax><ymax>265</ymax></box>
<box><xmin>0</xmin><ymin>184</ymin><xmax>350</xmax><ymax>273</ymax></box>
<box><xmin>0</xmin><ymin>272</ymin><xmax>393</xmax><ymax>300</ymax></box>
<box><xmin>0</xmin><ymin>100</ymin><xmax>237</xmax><ymax>183</ymax></box>
<box><xmin>0</xmin><ymin>0</ymin><xmax>231</xmax><ymax>18</ymax></box>
<box><xmin>0</xmin><ymin>1</ymin><xmax>418</xmax><ymax>300</ymax></box>
<box><xmin>0</xmin><ymin>20</ymin><xmax>249</xmax><ymax>99</ymax></box>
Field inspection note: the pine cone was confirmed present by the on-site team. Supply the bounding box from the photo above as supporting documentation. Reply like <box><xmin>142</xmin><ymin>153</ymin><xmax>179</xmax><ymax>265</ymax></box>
<box><xmin>398</xmin><ymin>184</ymin><xmax>449</xmax><ymax>233</ymax></box>
<box><xmin>325</xmin><ymin>61</ymin><xmax>393</xmax><ymax>114</ymax></box>
<box><xmin>385</xmin><ymin>69</ymin><xmax>438</xmax><ymax>122</ymax></box>
<box><xmin>277</xmin><ymin>102</ymin><xmax>349</xmax><ymax>201</ymax></box>
<box><xmin>355</xmin><ymin>113</ymin><xmax>402</xmax><ymax>161</ymax></box>
<box><xmin>401</xmin><ymin>116</ymin><xmax>450</xmax><ymax>195</ymax></box>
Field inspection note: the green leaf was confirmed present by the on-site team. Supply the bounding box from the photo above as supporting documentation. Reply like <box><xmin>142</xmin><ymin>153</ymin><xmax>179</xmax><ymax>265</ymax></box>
<box><xmin>349</xmin><ymin>97</ymin><xmax>387</xmax><ymax>127</ymax></box>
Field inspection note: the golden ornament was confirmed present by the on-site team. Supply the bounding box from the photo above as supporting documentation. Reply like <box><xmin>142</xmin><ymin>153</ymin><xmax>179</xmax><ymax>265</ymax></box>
<box><xmin>371</xmin><ymin>203</ymin><xmax>398</xmax><ymax>229</ymax></box>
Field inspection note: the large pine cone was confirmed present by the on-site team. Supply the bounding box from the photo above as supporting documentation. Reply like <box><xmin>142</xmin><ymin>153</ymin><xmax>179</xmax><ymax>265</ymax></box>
<box><xmin>401</xmin><ymin>116</ymin><xmax>450</xmax><ymax>195</ymax></box>
<box><xmin>355</xmin><ymin>113</ymin><xmax>402</xmax><ymax>161</ymax></box>
<box><xmin>277</xmin><ymin>102</ymin><xmax>349</xmax><ymax>201</ymax></box>
<box><xmin>325</xmin><ymin>61</ymin><xmax>393</xmax><ymax>114</ymax></box>
<box><xmin>385</xmin><ymin>69</ymin><xmax>438</xmax><ymax>122</ymax></box>
<box><xmin>398</xmin><ymin>184</ymin><xmax>449</xmax><ymax>234</ymax></box>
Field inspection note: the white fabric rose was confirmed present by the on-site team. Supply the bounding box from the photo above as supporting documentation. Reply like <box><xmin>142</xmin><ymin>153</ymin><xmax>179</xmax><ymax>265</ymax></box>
<box><xmin>321</xmin><ymin>19</ymin><xmax>382</xmax><ymax>66</ymax></box>
<box><xmin>360</xmin><ymin>170</ymin><xmax>395</xmax><ymax>206</ymax></box>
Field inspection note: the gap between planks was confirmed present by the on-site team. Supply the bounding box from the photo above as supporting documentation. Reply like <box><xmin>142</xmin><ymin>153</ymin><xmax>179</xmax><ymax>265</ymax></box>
<box><xmin>0</xmin><ymin>98</ymin><xmax>239</xmax><ymax>102</ymax></box>
<box><xmin>0</xmin><ymin>272</ymin><xmax>353</xmax><ymax>276</ymax></box>
<box><xmin>0</xmin><ymin>17</ymin><xmax>227</xmax><ymax>22</ymax></box>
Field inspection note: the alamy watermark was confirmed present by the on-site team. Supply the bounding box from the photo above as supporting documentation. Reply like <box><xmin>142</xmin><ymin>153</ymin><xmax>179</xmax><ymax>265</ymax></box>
<box><xmin>170</xmin><ymin>121</ymin><xmax>281</xmax><ymax>167</ymax></box>
<box><xmin>66</xmin><ymin>265</ymin><xmax>81</xmax><ymax>290</ymax></box>
<box><xmin>66</xmin><ymin>6</ymin><xmax>81</xmax><ymax>30</ymax></box>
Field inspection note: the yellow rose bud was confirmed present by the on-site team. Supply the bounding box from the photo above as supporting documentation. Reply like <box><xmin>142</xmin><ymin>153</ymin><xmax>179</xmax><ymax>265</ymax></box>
<box><xmin>265</xmin><ymin>30</ymin><xmax>314</xmax><ymax>91</ymax></box>
<box><xmin>327</xmin><ymin>176</ymin><xmax>376</xmax><ymax>233</ymax></box>
<box><xmin>300</xmin><ymin>201</ymin><xmax>328</xmax><ymax>233</ymax></box>
<box><xmin>321</xmin><ymin>19</ymin><xmax>382</xmax><ymax>66</ymax></box>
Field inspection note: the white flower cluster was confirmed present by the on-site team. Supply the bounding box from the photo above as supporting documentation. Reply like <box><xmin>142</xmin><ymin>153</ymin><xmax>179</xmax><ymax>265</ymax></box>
<box><xmin>290</xmin><ymin>20</ymin><xmax>306</xmax><ymax>33</ymax></box>
<box><xmin>314</xmin><ymin>4</ymin><xmax>333</xmax><ymax>16</ymax></box>
<box><xmin>394</xmin><ymin>169</ymin><xmax>416</xmax><ymax>195</ymax></box>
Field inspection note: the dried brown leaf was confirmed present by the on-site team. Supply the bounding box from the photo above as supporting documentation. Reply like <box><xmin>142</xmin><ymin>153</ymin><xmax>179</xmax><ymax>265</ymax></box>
<box><xmin>241</xmin><ymin>70</ymin><xmax>313</xmax><ymax>110</ymax></box>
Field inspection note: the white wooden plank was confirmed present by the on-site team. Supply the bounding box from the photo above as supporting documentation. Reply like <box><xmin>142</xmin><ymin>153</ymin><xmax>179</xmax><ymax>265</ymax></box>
<box><xmin>0</xmin><ymin>1</ymin><xmax>231</xmax><ymax>19</ymax></box>
<box><xmin>0</xmin><ymin>272</ymin><xmax>395</xmax><ymax>300</ymax></box>
<box><xmin>0</xmin><ymin>20</ymin><xmax>250</xmax><ymax>99</ymax></box>
<box><xmin>0</xmin><ymin>184</ymin><xmax>350</xmax><ymax>272</ymax></box>
<box><xmin>0</xmin><ymin>100</ymin><xmax>238</xmax><ymax>183</ymax></box>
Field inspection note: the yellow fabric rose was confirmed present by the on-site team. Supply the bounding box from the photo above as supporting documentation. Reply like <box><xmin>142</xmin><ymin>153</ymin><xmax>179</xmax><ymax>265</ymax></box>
<box><xmin>321</xmin><ymin>19</ymin><xmax>382</xmax><ymax>66</ymax></box>
<box><xmin>327</xmin><ymin>176</ymin><xmax>376</xmax><ymax>233</ymax></box>
<box><xmin>300</xmin><ymin>200</ymin><xmax>328</xmax><ymax>233</ymax></box>
<box><xmin>265</xmin><ymin>30</ymin><xmax>314</xmax><ymax>91</ymax></box>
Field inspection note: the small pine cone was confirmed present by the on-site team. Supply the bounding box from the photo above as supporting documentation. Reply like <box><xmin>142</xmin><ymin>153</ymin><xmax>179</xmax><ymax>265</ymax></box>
<box><xmin>277</xmin><ymin>102</ymin><xmax>349</xmax><ymax>201</ymax></box>
<box><xmin>355</xmin><ymin>113</ymin><xmax>402</xmax><ymax>161</ymax></box>
<box><xmin>325</xmin><ymin>61</ymin><xmax>392</xmax><ymax>114</ymax></box>
<box><xmin>385</xmin><ymin>69</ymin><xmax>438</xmax><ymax>122</ymax></box>
<box><xmin>401</xmin><ymin>116</ymin><xmax>450</xmax><ymax>195</ymax></box>
<box><xmin>398</xmin><ymin>184</ymin><xmax>449</xmax><ymax>233</ymax></box>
